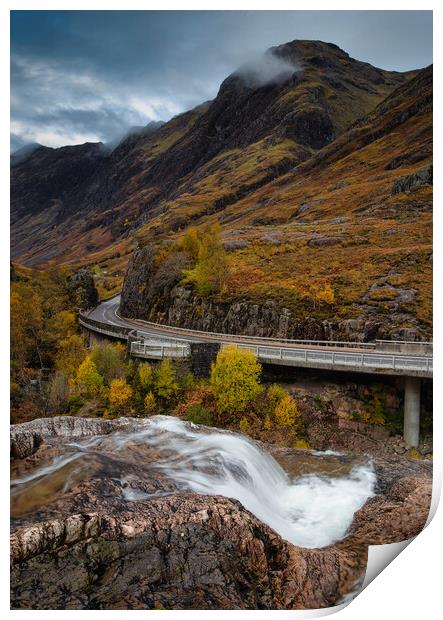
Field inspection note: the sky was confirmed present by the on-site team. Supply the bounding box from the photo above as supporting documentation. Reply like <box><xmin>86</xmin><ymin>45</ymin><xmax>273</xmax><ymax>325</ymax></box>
<box><xmin>10</xmin><ymin>10</ymin><xmax>433</xmax><ymax>151</ymax></box>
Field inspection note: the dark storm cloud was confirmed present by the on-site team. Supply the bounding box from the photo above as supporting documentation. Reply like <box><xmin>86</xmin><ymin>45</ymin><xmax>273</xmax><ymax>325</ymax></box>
<box><xmin>11</xmin><ymin>10</ymin><xmax>433</xmax><ymax>149</ymax></box>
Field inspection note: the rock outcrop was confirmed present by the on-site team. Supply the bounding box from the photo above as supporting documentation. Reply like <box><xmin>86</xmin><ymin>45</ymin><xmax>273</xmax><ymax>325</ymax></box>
<box><xmin>120</xmin><ymin>243</ymin><xmax>426</xmax><ymax>342</ymax></box>
<box><xmin>11</xmin><ymin>417</ymin><xmax>432</xmax><ymax>610</ymax></box>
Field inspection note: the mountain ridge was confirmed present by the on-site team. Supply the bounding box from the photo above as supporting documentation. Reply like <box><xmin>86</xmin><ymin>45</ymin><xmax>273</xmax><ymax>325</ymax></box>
<box><xmin>11</xmin><ymin>39</ymin><xmax>417</xmax><ymax>267</ymax></box>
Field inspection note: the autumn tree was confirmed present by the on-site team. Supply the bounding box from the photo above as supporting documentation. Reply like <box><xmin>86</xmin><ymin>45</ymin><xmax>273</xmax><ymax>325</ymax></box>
<box><xmin>10</xmin><ymin>284</ymin><xmax>44</xmax><ymax>371</ymax></box>
<box><xmin>138</xmin><ymin>362</ymin><xmax>153</xmax><ymax>391</ymax></box>
<box><xmin>108</xmin><ymin>378</ymin><xmax>133</xmax><ymax>412</ymax></box>
<box><xmin>144</xmin><ymin>391</ymin><xmax>156</xmax><ymax>413</ymax></box>
<box><xmin>49</xmin><ymin>371</ymin><xmax>70</xmax><ymax>414</ymax></box>
<box><xmin>176</xmin><ymin>227</ymin><xmax>201</xmax><ymax>260</ymax></box>
<box><xmin>55</xmin><ymin>334</ymin><xmax>88</xmax><ymax>377</ymax></box>
<box><xmin>182</xmin><ymin>224</ymin><xmax>230</xmax><ymax>295</ymax></box>
<box><xmin>274</xmin><ymin>394</ymin><xmax>301</xmax><ymax>428</ymax></box>
<box><xmin>210</xmin><ymin>345</ymin><xmax>262</xmax><ymax>420</ymax></box>
<box><xmin>76</xmin><ymin>356</ymin><xmax>103</xmax><ymax>397</ymax></box>
<box><xmin>154</xmin><ymin>359</ymin><xmax>179</xmax><ymax>401</ymax></box>
<box><xmin>91</xmin><ymin>342</ymin><xmax>126</xmax><ymax>385</ymax></box>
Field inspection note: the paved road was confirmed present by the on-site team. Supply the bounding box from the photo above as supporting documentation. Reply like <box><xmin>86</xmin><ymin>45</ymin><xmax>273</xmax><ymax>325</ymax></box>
<box><xmin>83</xmin><ymin>296</ymin><xmax>433</xmax><ymax>377</ymax></box>
<box><xmin>88</xmin><ymin>295</ymin><xmax>374</xmax><ymax>350</ymax></box>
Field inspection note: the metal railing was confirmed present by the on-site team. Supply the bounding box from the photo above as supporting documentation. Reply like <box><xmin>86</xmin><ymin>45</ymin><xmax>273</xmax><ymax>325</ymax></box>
<box><xmin>78</xmin><ymin>312</ymin><xmax>131</xmax><ymax>340</ymax></box>
<box><xmin>223</xmin><ymin>343</ymin><xmax>432</xmax><ymax>375</ymax></box>
<box><xmin>116</xmin><ymin>309</ymin><xmax>432</xmax><ymax>354</ymax></box>
<box><xmin>131</xmin><ymin>341</ymin><xmax>190</xmax><ymax>359</ymax></box>
<box><xmin>79</xmin><ymin>307</ymin><xmax>432</xmax><ymax>376</ymax></box>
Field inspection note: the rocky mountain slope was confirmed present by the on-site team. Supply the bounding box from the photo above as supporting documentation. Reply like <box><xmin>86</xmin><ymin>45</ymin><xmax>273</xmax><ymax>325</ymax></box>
<box><xmin>11</xmin><ymin>40</ymin><xmax>413</xmax><ymax>266</ymax></box>
<box><xmin>120</xmin><ymin>63</ymin><xmax>432</xmax><ymax>340</ymax></box>
<box><xmin>11</xmin><ymin>40</ymin><xmax>432</xmax><ymax>340</ymax></box>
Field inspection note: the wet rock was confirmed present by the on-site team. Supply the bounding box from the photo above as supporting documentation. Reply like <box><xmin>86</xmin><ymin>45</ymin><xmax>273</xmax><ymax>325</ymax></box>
<box><xmin>10</xmin><ymin>417</ymin><xmax>432</xmax><ymax>610</ymax></box>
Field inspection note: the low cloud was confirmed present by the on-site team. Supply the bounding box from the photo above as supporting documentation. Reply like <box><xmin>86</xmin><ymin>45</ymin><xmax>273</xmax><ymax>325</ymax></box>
<box><xmin>11</xmin><ymin>10</ymin><xmax>432</xmax><ymax>150</ymax></box>
<box><xmin>236</xmin><ymin>50</ymin><xmax>299</xmax><ymax>87</ymax></box>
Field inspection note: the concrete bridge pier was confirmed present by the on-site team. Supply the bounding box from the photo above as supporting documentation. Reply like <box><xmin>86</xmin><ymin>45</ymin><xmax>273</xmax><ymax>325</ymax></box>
<box><xmin>404</xmin><ymin>376</ymin><xmax>421</xmax><ymax>448</ymax></box>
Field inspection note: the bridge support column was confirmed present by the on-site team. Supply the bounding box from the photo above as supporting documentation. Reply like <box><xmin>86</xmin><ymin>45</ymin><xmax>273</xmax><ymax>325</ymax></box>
<box><xmin>404</xmin><ymin>376</ymin><xmax>421</xmax><ymax>448</ymax></box>
<box><xmin>190</xmin><ymin>343</ymin><xmax>220</xmax><ymax>378</ymax></box>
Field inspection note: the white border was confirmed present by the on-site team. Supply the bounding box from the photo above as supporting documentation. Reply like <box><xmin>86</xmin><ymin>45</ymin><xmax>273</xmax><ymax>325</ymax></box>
<box><xmin>3</xmin><ymin>2</ymin><xmax>440</xmax><ymax>618</ymax></box>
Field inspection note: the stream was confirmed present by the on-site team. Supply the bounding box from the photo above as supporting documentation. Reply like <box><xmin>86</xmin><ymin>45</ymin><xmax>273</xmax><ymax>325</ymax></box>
<box><xmin>11</xmin><ymin>415</ymin><xmax>376</xmax><ymax>549</ymax></box>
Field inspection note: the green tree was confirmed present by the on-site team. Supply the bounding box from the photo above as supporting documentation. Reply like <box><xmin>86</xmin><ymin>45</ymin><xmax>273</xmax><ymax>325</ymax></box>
<box><xmin>210</xmin><ymin>345</ymin><xmax>262</xmax><ymax>419</ymax></box>
<box><xmin>76</xmin><ymin>356</ymin><xmax>103</xmax><ymax>397</ymax></box>
<box><xmin>90</xmin><ymin>342</ymin><xmax>125</xmax><ymax>385</ymax></box>
<box><xmin>154</xmin><ymin>359</ymin><xmax>179</xmax><ymax>401</ymax></box>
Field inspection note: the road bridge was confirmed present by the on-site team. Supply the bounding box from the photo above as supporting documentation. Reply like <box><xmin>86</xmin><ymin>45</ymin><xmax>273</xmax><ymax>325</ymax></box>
<box><xmin>79</xmin><ymin>295</ymin><xmax>433</xmax><ymax>448</ymax></box>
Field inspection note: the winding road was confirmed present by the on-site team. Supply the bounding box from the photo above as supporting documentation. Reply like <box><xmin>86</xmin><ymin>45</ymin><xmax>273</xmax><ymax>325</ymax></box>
<box><xmin>80</xmin><ymin>294</ymin><xmax>432</xmax><ymax>447</ymax></box>
<box><xmin>82</xmin><ymin>295</ymin><xmax>433</xmax><ymax>378</ymax></box>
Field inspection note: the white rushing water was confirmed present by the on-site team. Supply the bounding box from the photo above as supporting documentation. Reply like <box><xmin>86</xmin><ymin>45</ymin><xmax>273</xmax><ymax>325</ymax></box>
<box><xmin>11</xmin><ymin>416</ymin><xmax>376</xmax><ymax>549</ymax></box>
<box><xmin>110</xmin><ymin>416</ymin><xmax>376</xmax><ymax>548</ymax></box>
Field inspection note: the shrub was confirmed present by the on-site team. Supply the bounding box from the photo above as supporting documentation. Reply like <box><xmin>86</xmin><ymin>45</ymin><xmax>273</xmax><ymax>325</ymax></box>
<box><xmin>315</xmin><ymin>284</ymin><xmax>335</xmax><ymax>306</ymax></box>
<box><xmin>239</xmin><ymin>416</ymin><xmax>251</xmax><ymax>435</ymax></box>
<box><xmin>185</xmin><ymin>404</ymin><xmax>212</xmax><ymax>426</ymax></box>
<box><xmin>76</xmin><ymin>356</ymin><xmax>103</xmax><ymax>397</ymax></box>
<box><xmin>267</xmin><ymin>383</ymin><xmax>287</xmax><ymax>407</ymax></box>
<box><xmin>210</xmin><ymin>345</ymin><xmax>262</xmax><ymax>420</ymax></box>
<box><xmin>109</xmin><ymin>378</ymin><xmax>132</xmax><ymax>411</ymax></box>
<box><xmin>293</xmin><ymin>438</ymin><xmax>311</xmax><ymax>450</ymax></box>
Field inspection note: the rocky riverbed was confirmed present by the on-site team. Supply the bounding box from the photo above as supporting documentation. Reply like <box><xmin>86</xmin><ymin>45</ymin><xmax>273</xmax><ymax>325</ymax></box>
<box><xmin>10</xmin><ymin>416</ymin><xmax>432</xmax><ymax>610</ymax></box>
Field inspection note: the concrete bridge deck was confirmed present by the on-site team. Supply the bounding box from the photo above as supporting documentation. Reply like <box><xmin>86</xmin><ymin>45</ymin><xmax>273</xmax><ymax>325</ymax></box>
<box><xmin>79</xmin><ymin>296</ymin><xmax>433</xmax><ymax>448</ymax></box>
<box><xmin>81</xmin><ymin>296</ymin><xmax>432</xmax><ymax>379</ymax></box>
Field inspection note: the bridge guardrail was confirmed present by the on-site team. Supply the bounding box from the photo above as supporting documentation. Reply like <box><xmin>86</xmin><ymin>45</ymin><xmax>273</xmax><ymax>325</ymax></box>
<box><xmin>224</xmin><ymin>343</ymin><xmax>432</xmax><ymax>375</ymax></box>
<box><xmin>116</xmin><ymin>309</ymin><xmax>378</xmax><ymax>349</ymax></box>
<box><xmin>79</xmin><ymin>308</ymin><xmax>432</xmax><ymax>376</ymax></box>
<box><xmin>79</xmin><ymin>312</ymin><xmax>132</xmax><ymax>340</ymax></box>
<box><xmin>131</xmin><ymin>341</ymin><xmax>190</xmax><ymax>359</ymax></box>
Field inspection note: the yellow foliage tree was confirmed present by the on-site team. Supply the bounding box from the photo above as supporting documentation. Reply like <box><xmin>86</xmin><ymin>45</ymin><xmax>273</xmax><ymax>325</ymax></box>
<box><xmin>138</xmin><ymin>362</ymin><xmax>153</xmax><ymax>391</ymax></box>
<box><xmin>239</xmin><ymin>416</ymin><xmax>251</xmax><ymax>435</ymax></box>
<box><xmin>274</xmin><ymin>394</ymin><xmax>300</xmax><ymax>428</ymax></box>
<box><xmin>210</xmin><ymin>345</ymin><xmax>262</xmax><ymax>419</ymax></box>
<box><xmin>183</xmin><ymin>224</ymin><xmax>230</xmax><ymax>295</ymax></box>
<box><xmin>144</xmin><ymin>391</ymin><xmax>156</xmax><ymax>413</ymax></box>
<box><xmin>76</xmin><ymin>356</ymin><xmax>103</xmax><ymax>397</ymax></box>
<box><xmin>154</xmin><ymin>359</ymin><xmax>179</xmax><ymax>401</ymax></box>
<box><xmin>109</xmin><ymin>378</ymin><xmax>133</xmax><ymax>411</ymax></box>
<box><xmin>177</xmin><ymin>227</ymin><xmax>201</xmax><ymax>260</ymax></box>
<box><xmin>55</xmin><ymin>334</ymin><xmax>88</xmax><ymax>377</ymax></box>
